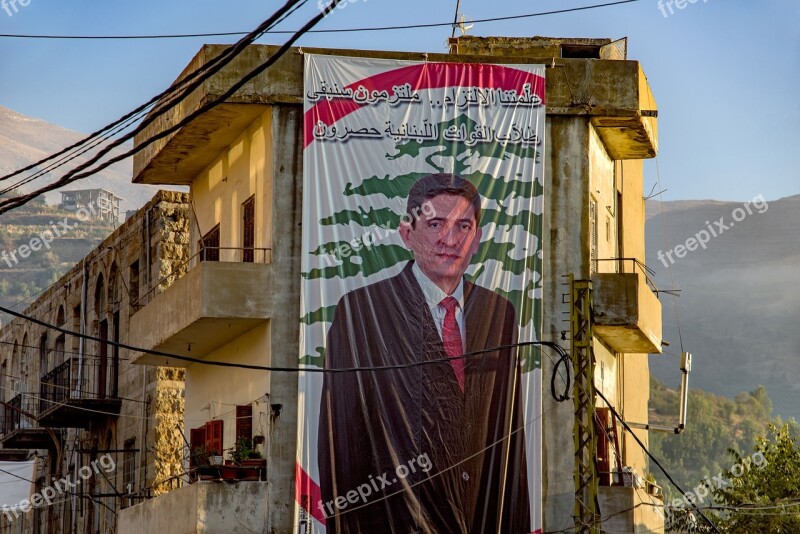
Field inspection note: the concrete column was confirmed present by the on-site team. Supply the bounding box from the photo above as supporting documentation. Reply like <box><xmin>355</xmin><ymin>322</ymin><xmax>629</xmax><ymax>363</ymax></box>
<box><xmin>267</xmin><ymin>103</ymin><xmax>303</xmax><ymax>532</ymax></box>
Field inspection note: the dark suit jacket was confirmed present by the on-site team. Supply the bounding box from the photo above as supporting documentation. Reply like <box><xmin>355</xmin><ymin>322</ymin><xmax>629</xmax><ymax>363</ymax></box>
<box><xmin>318</xmin><ymin>262</ymin><xmax>530</xmax><ymax>533</ymax></box>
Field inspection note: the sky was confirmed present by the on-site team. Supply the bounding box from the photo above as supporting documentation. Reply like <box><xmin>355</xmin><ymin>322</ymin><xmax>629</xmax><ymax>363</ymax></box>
<box><xmin>0</xmin><ymin>0</ymin><xmax>797</xmax><ymax>202</ymax></box>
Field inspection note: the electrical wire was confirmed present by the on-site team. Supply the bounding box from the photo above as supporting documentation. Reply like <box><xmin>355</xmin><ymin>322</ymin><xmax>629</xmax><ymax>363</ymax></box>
<box><xmin>0</xmin><ymin>301</ymin><xmax>572</xmax><ymax>375</ymax></box>
<box><xmin>594</xmin><ymin>387</ymin><xmax>721</xmax><ymax>533</ymax></box>
<box><xmin>0</xmin><ymin>0</ymin><xmax>326</xmax><ymax>216</ymax></box>
<box><xmin>0</xmin><ymin>0</ymin><xmax>643</xmax><ymax>40</ymax></box>
<box><xmin>0</xmin><ymin>0</ymin><xmax>309</xmax><ymax>191</ymax></box>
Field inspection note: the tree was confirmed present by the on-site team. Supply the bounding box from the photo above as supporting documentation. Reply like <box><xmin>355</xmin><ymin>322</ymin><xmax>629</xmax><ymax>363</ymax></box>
<box><xmin>667</xmin><ymin>424</ymin><xmax>800</xmax><ymax>533</ymax></box>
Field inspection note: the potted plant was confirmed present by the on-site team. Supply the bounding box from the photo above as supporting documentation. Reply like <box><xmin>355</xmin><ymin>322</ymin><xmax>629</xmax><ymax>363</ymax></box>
<box><xmin>192</xmin><ymin>446</ymin><xmax>218</xmax><ymax>481</ymax></box>
<box><xmin>229</xmin><ymin>438</ymin><xmax>266</xmax><ymax>480</ymax></box>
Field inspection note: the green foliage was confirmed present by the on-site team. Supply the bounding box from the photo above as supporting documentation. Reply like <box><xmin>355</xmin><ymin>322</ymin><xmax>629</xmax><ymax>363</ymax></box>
<box><xmin>668</xmin><ymin>424</ymin><xmax>800</xmax><ymax>533</ymax></box>
<box><xmin>650</xmin><ymin>378</ymin><xmax>800</xmax><ymax>532</ymax></box>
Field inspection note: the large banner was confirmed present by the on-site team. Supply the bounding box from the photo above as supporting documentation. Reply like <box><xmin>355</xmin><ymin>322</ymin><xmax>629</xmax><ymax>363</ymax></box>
<box><xmin>297</xmin><ymin>54</ymin><xmax>545</xmax><ymax>534</ymax></box>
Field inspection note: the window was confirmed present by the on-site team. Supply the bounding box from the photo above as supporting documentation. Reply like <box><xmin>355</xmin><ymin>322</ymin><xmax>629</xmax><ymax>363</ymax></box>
<box><xmin>199</xmin><ymin>225</ymin><xmax>220</xmax><ymax>262</ymax></box>
<box><xmin>189</xmin><ymin>426</ymin><xmax>207</xmax><ymax>477</ymax></box>
<box><xmin>236</xmin><ymin>404</ymin><xmax>253</xmax><ymax>443</ymax></box>
<box><xmin>123</xmin><ymin>438</ymin><xmax>136</xmax><ymax>506</ymax></box>
<box><xmin>98</xmin><ymin>320</ymin><xmax>108</xmax><ymax>399</ymax></box>
<box><xmin>595</xmin><ymin>407</ymin><xmax>621</xmax><ymax>486</ymax></box>
<box><xmin>39</xmin><ymin>333</ymin><xmax>48</xmax><ymax>376</ymax></box>
<box><xmin>129</xmin><ymin>260</ymin><xmax>140</xmax><ymax>309</ymax></box>
<box><xmin>242</xmin><ymin>196</ymin><xmax>255</xmax><ymax>263</ymax></box>
<box><xmin>54</xmin><ymin>334</ymin><xmax>66</xmax><ymax>367</ymax></box>
<box><xmin>72</xmin><ymin>304</ymin><xmax>81</xmax><ymax>352</ymax></box>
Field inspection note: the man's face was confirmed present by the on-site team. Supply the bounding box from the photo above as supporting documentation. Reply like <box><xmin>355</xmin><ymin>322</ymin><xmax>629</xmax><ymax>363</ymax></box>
<box><xmin>399</xmin><ymin>193</ymin><xmax>482</xmax><ymax>292</ymax></box>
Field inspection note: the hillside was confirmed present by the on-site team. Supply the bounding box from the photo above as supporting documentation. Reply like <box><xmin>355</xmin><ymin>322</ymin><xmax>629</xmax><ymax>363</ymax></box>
<box><xmin>645</xmin><ymin>195</ymin><xmax>800</xmax><ymax>420</ymax></box>
<box><xmin>649</xmin><ymin>376</ymin><xmax>798</xmax><ymax>493</ymax></box>
<box><xmin>0</xmin><ymin>105</ymin><xmax>183</xmax><ymax>213</ymax></box>
<box><xmin>0</xmin><ymin>106</ymin><xmax>185</xmax><ymax>323</ymax></box>
<box><xmin>0</xmin><ymin>193</ymin><xmax>115</xmax><ymax>323</ymax></box>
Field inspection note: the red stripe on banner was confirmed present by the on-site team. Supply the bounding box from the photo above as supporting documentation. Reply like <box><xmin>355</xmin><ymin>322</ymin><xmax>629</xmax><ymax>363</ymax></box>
<box><xmin>296</xmin><ymin>462</ymin><xmax>326</xmax><ymax>524</ymax></box>
<box><xmin>304</xmin><ymin>62</ymin><xmax>545</xmax><ymax>147</ymax></box>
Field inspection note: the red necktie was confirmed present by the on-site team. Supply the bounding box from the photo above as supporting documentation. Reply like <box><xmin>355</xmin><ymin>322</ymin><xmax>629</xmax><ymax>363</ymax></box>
<box><xmin>440</xmin><ymin>296</ymin><xmax>465</xmax><ymax>391</ymax></box>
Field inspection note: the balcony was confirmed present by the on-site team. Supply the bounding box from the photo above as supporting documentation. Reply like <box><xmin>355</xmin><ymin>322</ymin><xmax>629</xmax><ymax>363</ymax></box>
<box><xmin>130</xmin><ymin>249</ymin><xmax>273</xmax><ymax>367</ymax></box>
<box><xmin>599</xmin><ymin>486</ymin><xmax>664</xmax><ymax>533</ymax></box>
<box><xmin>592</xmin><ymin>268</ymin><xmax>662</xmax><ymax>354</ymax></box>
<box><xmin>118</xmin><ymin>481</ymin><xmax>268</xmax><ymax>534</ymax></box>
<box><xmin>0</xmin><ymin>394</ymin><xmax>51</xmax><ymax>449</ymax></box>
<box><xmin>37</xmin><ymin>357</ymin><xmax>122</xmax><ymax>428</ymax></box>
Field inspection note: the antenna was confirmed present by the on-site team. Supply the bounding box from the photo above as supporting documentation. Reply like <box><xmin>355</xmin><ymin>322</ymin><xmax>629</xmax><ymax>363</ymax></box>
<box><xmin>627</xmin><ymin>351</ymin><xmax>692</xmax><ymax>435</ymax></box>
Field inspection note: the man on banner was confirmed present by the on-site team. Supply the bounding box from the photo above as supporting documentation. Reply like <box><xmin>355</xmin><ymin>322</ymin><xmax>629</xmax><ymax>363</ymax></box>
<box><xmin>318</xmin><ymin>173</ymin><xmax>530</xmax><ymax>533</ymax></box>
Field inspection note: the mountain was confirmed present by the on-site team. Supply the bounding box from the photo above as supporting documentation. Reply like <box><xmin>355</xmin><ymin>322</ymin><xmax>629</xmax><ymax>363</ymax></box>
<box><xmin>0</xmin><ymin>105</ymin><xmax>183</xmax><ymax>214</ymax></box>
<box><xmin>645</xmin><ymin>195</ymin><xmax>800</xmax><ymax>420</ymax></box>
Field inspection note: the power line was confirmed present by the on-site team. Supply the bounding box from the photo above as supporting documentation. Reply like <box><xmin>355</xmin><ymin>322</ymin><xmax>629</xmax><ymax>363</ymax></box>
<box><xmin>594</xmin><ymin>387</ymin><xmax>722</xmax><ymax>533</ymax></box>
<box><xmin>0</xmin><ymin>0</ymin><xmax>309</xmax><ymax>191</ymax></box>
<box><xmin>0</xmin><ymin>299</ymin><xmax>567</xmax><ymax>374</ymax></box>
<box><xmin>0</xmin><ymin>0</ymin><xmax>325</xmax><ymax>215</ymax></box>
<box><xmin>0</xmin><ymin>0</ymin><xmax>642</xmax><ymax>40</ymax></box>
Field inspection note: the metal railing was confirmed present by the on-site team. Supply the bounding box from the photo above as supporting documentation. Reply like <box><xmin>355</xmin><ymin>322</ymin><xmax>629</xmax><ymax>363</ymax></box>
<box><xmin>132</xmin><ymin>246</ymin><xmax>272</xmax><ymax>310</ymax></box>
<box><xmin>195</xmin><ymin>246</ymin><xmax>271</xmax><ymax>265</ymax></box>
<box><xmin>591</xmin><ymin>258</ymin><xmax>679</xmax><ymax>298</ymax></box>
<box><xmin>39</xmin><ymin>356</ymin><xmax>119</xmax><ymax>414</ymax></box>
<box><xmin>1</xmin><ymin>393</ymin><xmax>39</xmax><ymax>436</ymax></box>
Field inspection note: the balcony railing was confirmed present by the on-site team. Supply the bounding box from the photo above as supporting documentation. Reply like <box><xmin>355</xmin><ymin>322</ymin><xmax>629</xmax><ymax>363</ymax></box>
<box><xmin>131</xmin><ymin>246</ymin><xmax>271</xmax><ymax>311</ymax></box>
<box><xmin>195</xmin><ymin>246</ymin><xmax>271</xmax><ymax>265</ymax></box>
<box><xmin>39</xmin><ymin>356</ymin><xmax>119</xmax><ymax>415</ymax></box>
<box><xmin>1</xmin><ymin>393</ymin><xmax>39</xmax><ymax>437</ymax></box>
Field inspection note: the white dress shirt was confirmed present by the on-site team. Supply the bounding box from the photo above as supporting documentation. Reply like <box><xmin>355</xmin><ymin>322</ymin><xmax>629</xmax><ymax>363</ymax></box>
<box><xmin>411</xmin><ymin>262</ymin><xmax>466</xmax><ymax>351</ymax></box>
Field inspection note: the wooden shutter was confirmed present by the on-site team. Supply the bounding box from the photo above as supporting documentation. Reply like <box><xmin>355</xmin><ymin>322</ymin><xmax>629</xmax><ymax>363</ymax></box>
<box><xmin>189</xmin><ymin>426</ymin><xmax>206</xmax><ymax>471</ymax></box>
<box><xmin>242</xmin><ymin>196</ymin><xmax>255</xmax><ymax>263</ymax></box>
<box><xmin>595</xmin><ymin>408</ymin><xmax>611</xmax><ymax>485</ymax></box>
<box><xmin>236</xmin><ymin>404</ymin><xmax>253</xmax><ymax>442</ymax></box>
<box><xmin>200</xmin><ymin>225</ymin><xmax>220</xmax><ymax>262</ymax></box>
<box><xmin>204</xmin><ymin>420</ymin><xmax>223</xmax><ymax>455</ymax></box>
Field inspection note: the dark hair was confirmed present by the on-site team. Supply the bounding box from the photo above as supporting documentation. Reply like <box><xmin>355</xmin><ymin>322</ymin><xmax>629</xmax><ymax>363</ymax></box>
<box><xmin>406</xmin><ymin>173</ymin><xmax>482</xmax><ymax>228</ymax></box>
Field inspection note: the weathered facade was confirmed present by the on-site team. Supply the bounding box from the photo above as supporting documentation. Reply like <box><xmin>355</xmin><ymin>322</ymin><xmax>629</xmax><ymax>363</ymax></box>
<box><xmin>0</xmin><ymin>190</ymin><xmax>188</xmax><ymax>533</ymax></box>
<box><xmin>119</xmin><ymin>37</ymin><xmax>664</xmax><ymax>533</ymax></box>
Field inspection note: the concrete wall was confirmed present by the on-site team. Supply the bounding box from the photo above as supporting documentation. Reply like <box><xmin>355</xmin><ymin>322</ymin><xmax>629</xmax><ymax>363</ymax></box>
<box><xmin>118</xmin><ymin>481</ymin><xmax>268</xmax><ymax>534</ymax></box>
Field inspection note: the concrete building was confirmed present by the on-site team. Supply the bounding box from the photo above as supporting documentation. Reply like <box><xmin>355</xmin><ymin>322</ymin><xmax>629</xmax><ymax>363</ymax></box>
<box><xmin>119</xmin><ymin>36</ymin><xmax>664</xmax><ymax>533</ymax></box>
<box><xmin>59</xmin><ymin>189</ymin><xmax>124</xmax><ymax>224</ymax></box>
<box><xmin>0</xmin><ymin>191</ymin><xmax>188</xmax><ymax>533</ymax></box>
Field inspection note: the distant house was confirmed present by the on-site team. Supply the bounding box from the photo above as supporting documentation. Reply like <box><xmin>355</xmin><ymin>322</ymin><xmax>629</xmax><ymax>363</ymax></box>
<box><xmin>59</xmin><ymin>188</ymin><xmax>123</xmax><ymax>223</ymax></box>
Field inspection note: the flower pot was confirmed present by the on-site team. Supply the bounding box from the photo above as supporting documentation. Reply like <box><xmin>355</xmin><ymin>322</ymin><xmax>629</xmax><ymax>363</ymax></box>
<box><xmin>238</xmin><ymin>467</ymin><xmax>261</xmax><ymax>481</ymax></box>
<box><xmin>219</xmin><ymin>466</ymin><xmax>238</xmax><ymax>481</ymax></box>
<box><xmin>209</xmin><ymin>455</ymin><xmax>224</xmax><ymax>466</ymax></box>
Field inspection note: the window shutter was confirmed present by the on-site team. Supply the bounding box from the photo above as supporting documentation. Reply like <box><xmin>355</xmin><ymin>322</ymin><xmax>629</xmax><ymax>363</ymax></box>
<box><xmin>242</xmin><ymin>197</ymin><xmax>255</xmax><ymax>263</ymax></box>
<box><xmin>205</xmin><ymin>420</ymin><xmax>223</xmax><ymax>455</ymax></box>
<box><xmin>236</xmin><ymin>404</ymin><xmax>253</xmax><ymax>442</ymax></box>
<box><xmin>190</xmin><ymin>426</ymin><xmax>206</xmax><ymax>471</ymax></box>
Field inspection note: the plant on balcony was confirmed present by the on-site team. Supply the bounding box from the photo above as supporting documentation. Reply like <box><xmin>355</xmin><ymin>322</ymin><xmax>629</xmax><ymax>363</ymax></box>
<box><xmin>228</xmin><ymin>437</ymin><xmax>263</xmax><ymax>465</ymax></box>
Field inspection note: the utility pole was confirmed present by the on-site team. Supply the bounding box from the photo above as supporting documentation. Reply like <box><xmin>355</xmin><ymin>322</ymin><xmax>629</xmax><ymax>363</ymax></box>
<box><xmin>569</xmin><ymin>275</ymin><xmax>599</xmax><ymax>533</ymax></box>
